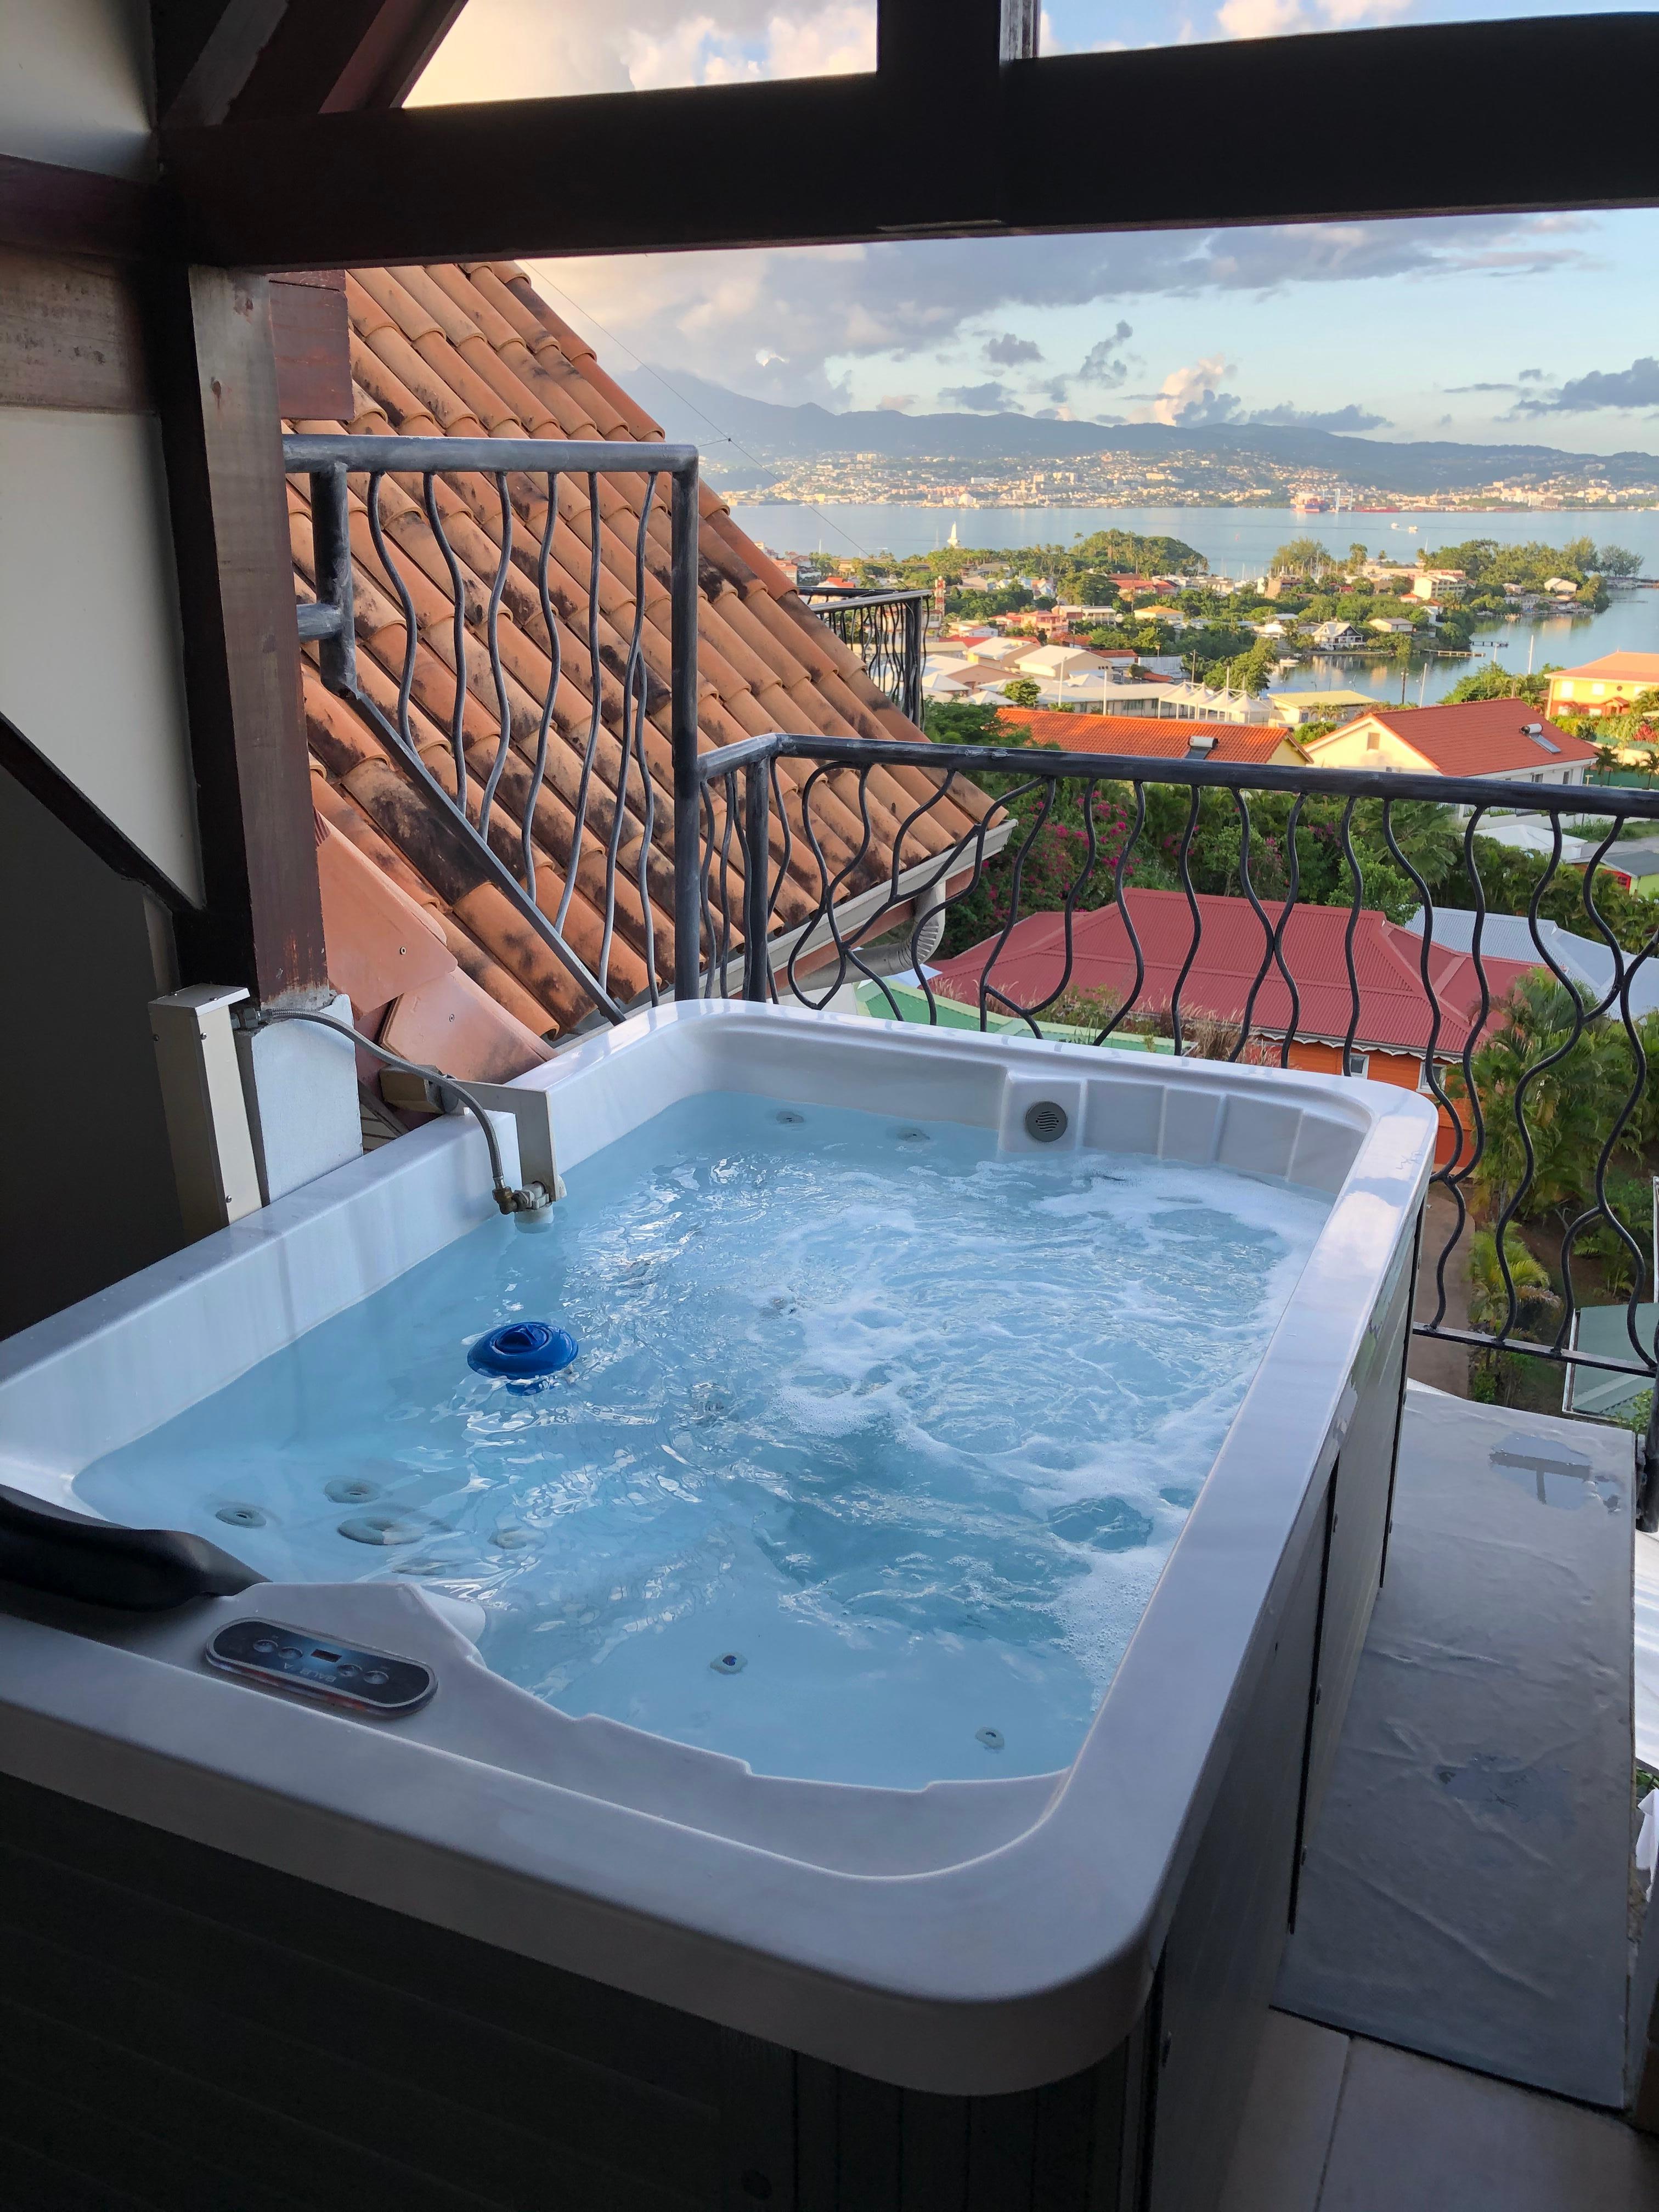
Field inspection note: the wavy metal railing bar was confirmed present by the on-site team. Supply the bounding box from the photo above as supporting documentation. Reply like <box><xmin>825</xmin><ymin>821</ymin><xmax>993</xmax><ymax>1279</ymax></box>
<box><xmin>681</xmin><ymin>729</ymin><xmax>1659</xmax><ymax>1519</ymax></box>
<box><xmin>286</xmin><ymin>432</ymin><xmax>702</xmax><ymax>1029</ymax></box>
<box><xmin>1097</xmin><ymin>783</ymin><xmax>1147</xmax><ymax>1045</ymax></box>
<box><xmin>800</xmin><ymin>585</ymin><xmax>930</xmax><ymax>725</ymax></box>
<box><xmin>1171</xmin><ymin>785</ymin><xmax>1204</xmax><ymax>1059</ymax></box>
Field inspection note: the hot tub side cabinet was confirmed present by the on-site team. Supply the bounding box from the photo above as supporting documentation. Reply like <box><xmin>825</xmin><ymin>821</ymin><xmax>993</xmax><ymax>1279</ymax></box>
<box><xmin>0</xmin><ymin>1251</ymin><xmax>1412</xmax><ymax>2212</ymax></box>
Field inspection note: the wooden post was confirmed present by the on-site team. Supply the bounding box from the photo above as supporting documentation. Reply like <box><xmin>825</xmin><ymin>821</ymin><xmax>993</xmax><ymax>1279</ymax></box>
<box><xmin>147</xmin><ymin>263</ymin><xmax>329</xmax><ymax>1007</ymax></box>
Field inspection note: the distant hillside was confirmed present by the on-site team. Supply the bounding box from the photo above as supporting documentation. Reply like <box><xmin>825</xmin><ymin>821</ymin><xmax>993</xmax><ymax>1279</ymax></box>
<box><xmin>644</xmin><ymin>368</ymin><xmax>1659</xmax><ymax>494</ymax></box>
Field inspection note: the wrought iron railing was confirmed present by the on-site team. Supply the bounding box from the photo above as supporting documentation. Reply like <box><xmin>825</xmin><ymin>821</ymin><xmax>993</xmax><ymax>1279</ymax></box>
<box><xmin>680</xmin><ymin>730</ymin><xmax>1659</xmax><ymax>1511</ymax></box>
<box><xmin>285</xmin><ymin>432</ymin><xmax>702</xmax><ymax>1026</ymax></box>
<box><xmin>799</xmin><ymin>584</ymin><xmax>929</xmax><ymax>725</ymax></box>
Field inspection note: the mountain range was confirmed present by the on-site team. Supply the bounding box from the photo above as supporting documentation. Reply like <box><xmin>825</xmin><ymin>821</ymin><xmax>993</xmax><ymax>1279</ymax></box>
<box><xmin>643</xmin><ymin>369</ymin><xmax>1659</xmax><ymax>495</ymax></box>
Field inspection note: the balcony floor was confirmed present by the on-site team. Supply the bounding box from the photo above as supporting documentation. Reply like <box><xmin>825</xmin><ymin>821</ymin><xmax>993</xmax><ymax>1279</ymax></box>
<box><xmin>1276</xmin><ymin>1382</ymin><xmax>1635</xmax><ymax>2107</ymax></box>
<box><xmin>1223</xmin><ymin>1380</ymin><xmax>1659</xmax><ymax>2202</ymax></box>
<box><xmin>1220</xmin><ymin>2010</ymin><xmax>1659</xmax><ymax>2212</ymax></box>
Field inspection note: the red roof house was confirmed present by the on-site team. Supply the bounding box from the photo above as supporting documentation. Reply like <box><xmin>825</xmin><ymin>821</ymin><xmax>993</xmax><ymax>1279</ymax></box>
<box><xmin>995</xmin><ymin>708</ymin><xmax>1307</xmax><ymax>765</ymax></box>
<box><xmin>1302</xmin><ymin>699</ymin><xmax>1599</xmax><ymax>783</ymax></box>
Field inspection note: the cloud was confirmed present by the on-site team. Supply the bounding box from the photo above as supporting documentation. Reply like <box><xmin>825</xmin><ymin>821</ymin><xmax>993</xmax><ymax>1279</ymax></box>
<box><xmin>1039</xmin><ymin>9</ymin><xmax>1124</xmax><ymax>53</ymax></box>
<box><xmin>877</xmin><ymin>393</ymin><xmax>916</xmax><ymax>411</ymax></box>
<box><xmin>1246</xmin><ymin>402</ymin><xmax>1392</xmax><ymax>430</ymax></box>
<box><xmin>1076</xmin><ymin>322</ymin><xmax>1135</xmax><ymax>387</ymax></box>
<box><xmin>414</xmin><ymin>0</ymin><xmax>875</xmax><ymax>100</ymax></box>
<box><xmin>939</xmin><ymin>381</ymin><xmax>1015</xmax><ymax>411</ymax></box>
<box><xmin>1137</xmin><ymin>356</ymin><xmax>1241</xmax><ymax>426</ymax></box>
<box><xmin>1513</xmin><ymin>356</ymin><xmax>1659</xmax><ymax>414</ymax></box>
<box><xmin>983</xmin><ymin>331</ymin><xmax>1043</xmax><ymax>366</ymax></box>
<box><xmin>1217</xmin><ymin>0</ymin><xmax>1408</xmax><ymax>34</ymax></box>
<box><xmin>1444</xmin><ymin>381</ymin><xmax>1519</xmax><ymax>393</ymax></box>
<box><xmin>1519</xmin><ymin>368</ymin><xmax>1547</xmax><ymax>382</ymax></box>
<box><xmin>517</xmin><ymin>212</ymin><xmax>1597</xmax><ymax>407</ymax></box>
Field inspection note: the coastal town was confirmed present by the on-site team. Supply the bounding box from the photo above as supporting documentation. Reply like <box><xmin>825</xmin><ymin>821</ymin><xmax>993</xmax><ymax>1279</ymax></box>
<box><xmin>785</xmin><ymin>529</ymin><xmax>1653</xmax><ymax>732</ymax></box>
<box><xmin>732</xmin><ymin>449</ymin><xmax>1659</xmax><ymax>512</ymax></box>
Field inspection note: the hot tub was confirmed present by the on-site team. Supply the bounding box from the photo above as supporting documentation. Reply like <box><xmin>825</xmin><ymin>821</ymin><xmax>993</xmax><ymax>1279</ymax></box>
<box><xmin>0</xmin><ymin>1003</ymin><xmax>1434</xmax><ymax>2212</ymax></box>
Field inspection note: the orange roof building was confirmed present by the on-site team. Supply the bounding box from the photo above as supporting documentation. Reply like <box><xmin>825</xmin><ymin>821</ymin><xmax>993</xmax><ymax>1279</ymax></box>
<box><xmin>291</xmin><ymin>263</ymin><xmax>986</xmax><ymax>1079</ymax></box>
<box><xmin>995</xmin><ymin>707</ymin><xmax>1308</xmax><ymax>765</ymax></box>
<box><xmin>1301</xmin><ymin>699</ymin><xmax>1598</xmax><ymax>784</ymax></box>
<box><xmin>1545</xmin><ymin>653</ymin><xmax>1659</xmax><ymax>719</ymax></box>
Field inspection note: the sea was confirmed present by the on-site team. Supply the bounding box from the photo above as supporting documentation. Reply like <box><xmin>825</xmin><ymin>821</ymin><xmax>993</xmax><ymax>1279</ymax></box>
<box><xmin>733</xmin><ymin>500</ymin><xmax>1659</xmax><ymax>709</ymax></box>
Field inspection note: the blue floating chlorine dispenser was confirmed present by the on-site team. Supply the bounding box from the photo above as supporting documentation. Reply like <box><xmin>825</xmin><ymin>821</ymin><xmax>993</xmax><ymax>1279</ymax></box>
<box><xmin>468</xmin><ymin>1320</ymin><xmax>579</xmax><ymax>1386</ymax></box>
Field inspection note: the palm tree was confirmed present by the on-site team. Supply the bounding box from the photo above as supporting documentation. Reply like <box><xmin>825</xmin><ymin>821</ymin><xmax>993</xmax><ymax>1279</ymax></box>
<box><xmin>1466</xmin><ymin>1228</ymin><xmax>1561</xmax><ymax>1340</ymax></box>
<box><xmin>1449</xmin><ymin>974</ymin><xmax>1635</xmax><ymax>1226</ymax></box>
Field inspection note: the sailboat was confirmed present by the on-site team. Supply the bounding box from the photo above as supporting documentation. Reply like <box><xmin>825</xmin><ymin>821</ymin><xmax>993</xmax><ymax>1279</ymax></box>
<box><xmin>947</xmin><ymin>522</ymin><xmax>960</xmax><ymax>548</ymax></box>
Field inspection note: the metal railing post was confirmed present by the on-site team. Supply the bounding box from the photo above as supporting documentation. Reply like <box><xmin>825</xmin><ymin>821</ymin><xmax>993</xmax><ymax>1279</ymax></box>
<box><xmin>904</xmin><ymin>591</ymin><xmax>924</xmax><ymax>725</ymax></box>
<box><xmin>800</xmin><ymin>585</ymin><xmax>930</xmax><ymax>724</ymax></box>
<box><xmin>671</xmin><ymin>459</ymin><xmax>702</xmax><ymax>1001</ymax></box>
<box><xmin>308</xmin><ymin>464</ymin><xmax>357</xmax><ymax>693</ymax></box>
<box><xmin>742</xmin><ymin>760</ymin><xmax>772</xmax><ymax>1001</ymax></box>
<box><xmin>285</xmin><ymin>432</ymin><xmax>700</xmax><ymax>1030</ymax></box>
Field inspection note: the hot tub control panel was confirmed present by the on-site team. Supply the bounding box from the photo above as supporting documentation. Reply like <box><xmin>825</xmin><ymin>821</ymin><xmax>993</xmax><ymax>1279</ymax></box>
<box><xmin>204</xmin><ymin>1618</ymin><xmax>436</xmax><ymax>1718</ymax></box>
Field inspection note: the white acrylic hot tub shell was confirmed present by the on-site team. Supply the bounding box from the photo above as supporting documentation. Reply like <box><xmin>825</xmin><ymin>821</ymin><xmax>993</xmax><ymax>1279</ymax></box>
<box><xmin>0</xmin><ymin>1003</ymin><xmax>1436</xmax><ymax>2092</ymax></box>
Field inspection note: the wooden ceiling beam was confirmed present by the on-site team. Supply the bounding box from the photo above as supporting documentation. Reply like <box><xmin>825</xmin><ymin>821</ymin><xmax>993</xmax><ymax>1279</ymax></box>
<box><xmin>0</xmin><ymin>153</ymin><xmax>162</xmax><ymax>262</ymax></box>
<box><xmin>224</xmin><ymin>0</ymin><xmax>470</xmax><ymax>121</ymax></box>
<box><xmin>160</xmin><ymin>13</ymin><xmax>1659</xmax><ymax>272</ymax></box>
<box><xmin>150</xmin><ymin>0</ymin><xmax>467</xmax><ymax>129</ymax></box>
<box><xmin>152</xmin><ymin>0</ymin><xmax>289</xmax><ymax>128</ymax></box>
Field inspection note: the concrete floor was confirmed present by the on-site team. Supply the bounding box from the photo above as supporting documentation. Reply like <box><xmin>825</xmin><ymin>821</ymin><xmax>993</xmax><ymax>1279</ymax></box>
<box><xmin>1220</xmin><ymin>2012</ymin><xmax>1659</xmax><ymax>2212</ymax></box>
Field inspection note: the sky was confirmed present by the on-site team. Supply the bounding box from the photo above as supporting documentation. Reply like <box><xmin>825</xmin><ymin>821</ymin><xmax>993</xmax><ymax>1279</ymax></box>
<box><xmin>412</xmin><ymin>1</ymin><xmax>1659</xmax><ymax>453</ymax></box>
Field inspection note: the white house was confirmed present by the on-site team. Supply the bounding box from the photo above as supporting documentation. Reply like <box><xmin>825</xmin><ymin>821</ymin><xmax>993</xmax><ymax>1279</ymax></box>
<box><xmin>1310</xmin><ymin>619</ymin><xmax>1364</xmax><ymax>649</ymax></box>
<box><xmin>1016</xmin><ymin>646</ymin><xmax>1111</xmax><ymax>682</ymax></box>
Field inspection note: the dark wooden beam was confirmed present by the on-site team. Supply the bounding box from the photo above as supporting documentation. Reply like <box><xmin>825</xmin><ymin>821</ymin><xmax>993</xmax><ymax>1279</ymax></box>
<box><xmin>152</xmin><ymin>0</ymin><xmax>288</xmax><ymax>129</ymax></box>
<box><xmin>236</xmin><ymin>0</ymin><xmax>470</xmax><ymax>116</ymax></box>
<box><xmin>269</xmin><ymin>268</ymin><xmax>351</xmax><ymax>417</ymax></box>
<box><xmin>145</xmin><ymin>264</ymin><xmax>329</xmax><ymax>1004</ymax></box>
<box><xmin>161</xmin><ymin>13</ymin><xmax>1659</xmax><ymax>269</ymax></box>
<box><xmin>0</xmin><ymin>153</ymin><xmax>160</xmax><ymax>263</ymax></box>
<box><xmin>1002</xmin><ymin>20</ymin><xmax>1659</xmax><ymax>234</ymax></box>
<box><xmin>0</xmin><ymin>249</ymin><xmax>151</xmax><ymax>413</ymax></box>
<box><xmin>152</xmin><ymin>0</ymin><xmax>467</xmax><ymax>127</ymax></box>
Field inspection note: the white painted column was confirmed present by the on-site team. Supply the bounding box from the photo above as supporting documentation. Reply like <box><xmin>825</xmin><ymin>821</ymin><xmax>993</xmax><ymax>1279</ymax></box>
<box><xmin>149</xmin><ymin>985</ymin><xmax>262</xmax><ymax>1242</ymax></box>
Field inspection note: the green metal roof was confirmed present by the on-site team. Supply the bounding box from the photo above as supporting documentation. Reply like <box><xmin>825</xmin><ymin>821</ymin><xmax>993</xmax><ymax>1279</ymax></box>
<box><xmin>1567</xmin><ymin>1304</ymin><xmax>1657</xmax><ymax>1415</ymax></box>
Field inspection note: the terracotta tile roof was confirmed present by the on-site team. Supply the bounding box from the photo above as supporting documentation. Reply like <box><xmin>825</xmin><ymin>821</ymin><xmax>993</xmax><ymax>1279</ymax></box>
<box><xmin>1549</xmin><ymin>652</ymin><xmax>1659</xmax><ymax>685</ymax></box>
<box><xmin>996</xmin><ymin>708</ymin><xmax>1306</xmax><ymax>763</ymax></box>
<box><xmin>290</xmin><ymin>261</ymin><xmax>986</xmax><ymax>1062</ymax></box>
<box><xmin>934</xmin><ymin>889</ymin><xmax>1539</xmax><ymax>1057</ymax></box>
<box><xmin>1314</xmin><ymin>699</ymin><xmax>1599</xmax><ymax>776</ymax></box>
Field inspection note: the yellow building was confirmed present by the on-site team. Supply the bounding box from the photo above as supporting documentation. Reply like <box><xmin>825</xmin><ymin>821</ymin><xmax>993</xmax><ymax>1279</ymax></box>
<box><xmin>1545</xmin><ymin>652</ymin><xmax>1659</xmax><ymax>719</ymax></box>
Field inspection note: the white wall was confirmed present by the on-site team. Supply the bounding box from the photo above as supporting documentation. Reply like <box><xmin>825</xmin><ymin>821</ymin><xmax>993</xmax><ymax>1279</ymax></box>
<box><xmin>0</xmin><ymin>407</ymin><xmax>201</xmax><ymax>901</ymax></box>
<box><xmin>0</xmin><ymin>0</ymin><xmax>154</xmax><ymax>177</ymax></box>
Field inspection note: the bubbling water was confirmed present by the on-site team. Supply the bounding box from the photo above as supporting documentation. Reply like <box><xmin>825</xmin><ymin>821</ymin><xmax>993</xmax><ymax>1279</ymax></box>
<box><xmin>76</xmin><ymin>1092</ymin><xmax>1331</xmax><ymax>1787</ymax></box>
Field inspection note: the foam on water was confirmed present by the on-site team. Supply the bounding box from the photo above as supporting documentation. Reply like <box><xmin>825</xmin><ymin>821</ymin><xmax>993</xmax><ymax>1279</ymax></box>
<box><xmin>76</xmin><ymin>1092</ymin><xmax>1333</xmax><ymax>1788</ymax></box>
